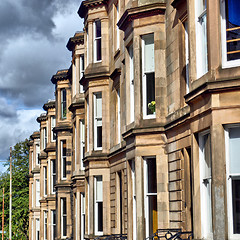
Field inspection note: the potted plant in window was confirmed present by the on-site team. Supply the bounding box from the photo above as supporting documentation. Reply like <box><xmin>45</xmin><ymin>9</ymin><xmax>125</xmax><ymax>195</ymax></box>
<box><xmin>148</xmin><ymin>101</ymin><xmax>156</xmax><ymax>114</ymax></box>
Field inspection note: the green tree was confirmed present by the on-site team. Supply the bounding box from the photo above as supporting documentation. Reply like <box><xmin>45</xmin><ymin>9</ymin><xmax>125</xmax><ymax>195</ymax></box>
<box><xmin>0</xmin><ymin>139</ymin><xmax>29</xmax><ymax>240</ymax></box>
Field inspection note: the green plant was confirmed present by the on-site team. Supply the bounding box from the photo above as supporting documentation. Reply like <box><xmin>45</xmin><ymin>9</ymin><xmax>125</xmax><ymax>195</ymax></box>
<box><xmin>148</xmin><ymin>101</ymin><xmax>156</xmax><ymax>114</ymax></box>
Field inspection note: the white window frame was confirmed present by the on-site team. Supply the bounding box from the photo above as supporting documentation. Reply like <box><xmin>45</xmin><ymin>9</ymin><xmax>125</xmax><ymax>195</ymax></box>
<box><xmin>61</xmin><ymin>89</ymin><xmax>67</xmax><ymax>119</ymax></box>
<box><xmin>36</xmin><ymin>179</ymin><xmax>40</xmax><ymax>207</ymax></box>
<box><xmin>51</xmin><ymin>210</ymin><xmax>56</xmax><ymax>240</ymax></box>
<box><xmin>131</xmin><ymin>161</ymin><xmax>137</xmax><ymax>240</ymax></box>
<box><xmin>31</xmin><ymin>219</ymin><xmax>34</xmax><ymax>240</ymax></box>
<box><xmin>61</xmin><ymin>198</ymin><xmax>67</xmax><ymax>238</ymax></box>
<box><xmin>87</xmin><ymin>28</ymin><xmax>89</xmax><ymax>66</ymax></box>
<box><xmin>80</xmin><ymin>55</ymin><xmax>84</xmax><ymax>93</ymax></box>
<box><xmin>87</xmin><ymin>178</ymin><xmax>90</xmax><ymax>235</ymax></box>
<box><xmin>51</xmin><ymin>116</ymin><xmax>56</xmax><ymax>142</ymax></box>
<box><xmin>81</xmin><ymin>193</ymin><xmax>86</xmax><ymax>240</ymax></box>
<box><xmin>144</xmin><ymin>157</ymin><xmax>157</xmax><ymax>238</ymax></box>
<box><xmin>61</xmin><ymin>140</ymin><xmax>67</xmax><ymax>180</ymax></box>
<box><xmin>44</xmin><ymin>211</ymin><xmax>47</xmax><ymax>240</ymax></box>
<box><xmin>225</xmin><ymin>125</ymin><xmax>240</xmax><ymax>239</ymax></box>
<box><xmin>31</xmin><ymin>151</ymin><xmax>34</xmax><ymax>170</ymax></box>
<box><xmin>36</xmin><ymin>143</ymin><xmax>40</xmax><ymax>166</ymax></box>
<box><xmin>44</xmin><ymin>166</ymin><xmax>47</xmax><ymax>197</ymax></box>
<box><xmin>94</xmin><ymin>92</ymin><xmax>102</xmax><ymax>151</ymax></box>
<box><xmin>221</xmin><ymin>0</ymin><xmax>240</xmax><ymax>68</ymax></box>
<box><xmin>195</xmin><ymin>0</ymin><xmax>208</xmax><ymax>78</ymax></box>
<box><xmin>129</xmin><ymin>44</ymin><xmax>135</xmax><ymax>123</ymax></box>
<box><xmin>31</xmin><ymin>183</ymin><xmax>34</xmax><ymax>208</ymax></box>
<box><xmin>94</xmin><ymin>20</ymin><xmax>102</xmax><ymax>62</ymax></box>
<box><xmin>87</xmin><ymin>97</ymin><xmax>89</xmax><ymax>152</ymax></box>
<box><xmin>75</xmin><ymin>194</ymin><xmax>79</xmax><ymax>240</ymax></box>
<box><xmin>80</xmin><ymin>120</ymin><xmax>85</xmax><ymax>170</ymax></box>
<box><xmin>184</xmin><ymin>21</ymin><xmax>190</xmax><ymax>94</ymax></box>
<box><xmin>36</xmin><ymin>218</ymin><xmax>40</xmax><ymax>240</ymax></box>
<box><xmin>199</xmin><ymin>130</ymin><xmax>213</xmax><ymax>239</ymax></box>
<box><xmin>117</xmin><ymin>89</ymin><xmax>121</xmax><ymax>144</ymax></box>
<box><xmin>142</xmin><ymin>34</ymin><xmax>156</xmax><ymax>119</ymax></box>
<box><xmin>51</xmin><ymin>160</ymin><xmax>56</xmax><ymax>194</ymax></box>
<box><xmin>74</xmin><ymin>122</ymin><xmax>77</xmax><ymax>171</ymax></box>
<box><xmin>94</xmin><ymin>176</ymin><xmax>103</xmax><ymax>236</ymax></box>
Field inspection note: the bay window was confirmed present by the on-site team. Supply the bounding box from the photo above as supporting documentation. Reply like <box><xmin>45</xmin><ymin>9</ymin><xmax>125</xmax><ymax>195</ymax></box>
<box><xmin>61</xmin><ymin>140</ymin><xmax>67</xmax><ymax>180</ymax></box>
<box><xmin>144</xmin><ymin>157</ymin><xmax>157</xmax><ymax>237</ymax></box>
<box><xmin>61</xmin><ymin>198</ymin><xmax>67</xmax><ymax>238</ymax></box>
<box><xmin>225</xmin><ymin>126</ymin><xmax>240</xmax><ymax>238</ymax></box>
<box><xmin>94</xmin><ymin>92</ymin><xmax>102</xmax><ymax>150</ymax></box>
<box><xmin>94</xmin><ymin>176</ymin><xmax>103</xmax><ymax>235</ymax></box>
<box><xmin>61</xmin><ymin>89</ymin><xmax>67</xmax><ymax>119</ymax></box>
<box><xmin>142</xmin><ymin>34</ymin><xmax>155</xmax><ymax>119</ymax></box>
<box><xmin>199</xmin><ymin>131</ymin><xmax>212</xmax><ymax>239</ymax></box>
<box><xmin>221</xmin><ymin>0</ymin><xmax>240</xmax><ymax>67</ymax></box>
<box><xmin>94</xmin><ymin>20</ymin><xmax>102</xmax><ymax>62</ymax></box>
<box><xmin>195</xmin><ymin>0</ymin><xmax>208</xmax><ymax>77</ymax></box>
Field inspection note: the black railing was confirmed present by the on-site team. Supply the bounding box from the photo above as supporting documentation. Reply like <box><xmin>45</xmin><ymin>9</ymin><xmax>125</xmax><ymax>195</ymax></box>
<box><xmin>94</xmin><ymin>234</ymin><xmax>127</xmax><ymax>240</ymax></box>
<box><xmin>145</xmin><ymin>228</ymin><xmax>193</xmax><ymax>240</ymax></box>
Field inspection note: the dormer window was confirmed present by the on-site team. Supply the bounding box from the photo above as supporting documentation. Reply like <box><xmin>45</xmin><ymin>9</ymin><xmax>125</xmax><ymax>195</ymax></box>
<box><xmin>94</xmin><ymin>20</ymin><xmax>102</xmax><ymax>62</ymax></box>
<box><xmin>222</xmin><ymin>0</ymin><xmax>240</xmax><ymax>67</ymax></box>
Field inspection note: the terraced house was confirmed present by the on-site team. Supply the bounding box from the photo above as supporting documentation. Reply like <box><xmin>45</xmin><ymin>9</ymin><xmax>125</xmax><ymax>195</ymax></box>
<box><xmin>29</xmin><ymin>0</ymin><xmax>240</xmax><ymax>239</ymax></box>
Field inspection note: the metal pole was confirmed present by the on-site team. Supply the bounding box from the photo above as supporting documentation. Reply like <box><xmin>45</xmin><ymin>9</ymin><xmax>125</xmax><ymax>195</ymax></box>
<box><xmin>2</xmin><ymin>188</ymin><xmax>4</xmax><ymax>240</ymax></box>
<box><xmin>9</xmin><ymin>147</ymin><xmax>12</xmax><ymax>240</ymax></box>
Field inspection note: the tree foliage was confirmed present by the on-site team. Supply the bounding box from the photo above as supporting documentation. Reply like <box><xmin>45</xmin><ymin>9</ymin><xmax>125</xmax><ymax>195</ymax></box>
<box><xmin>0</xmin><ymin>139</ymin><xmax>29</xmax><ymax>240</ymax></box>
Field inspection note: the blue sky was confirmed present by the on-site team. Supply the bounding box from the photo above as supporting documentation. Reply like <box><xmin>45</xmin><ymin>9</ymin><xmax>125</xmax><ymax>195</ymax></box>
<box><xmin>0</xmin><ymin>0</ymin><xmax>83</xmax><ymax>173</ymax></box>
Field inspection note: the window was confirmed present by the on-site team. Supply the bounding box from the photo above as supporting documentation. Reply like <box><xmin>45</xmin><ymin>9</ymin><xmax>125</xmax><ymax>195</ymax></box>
<box><xmin>94</xmin><ymin>20</ymin><xmax>102</xmax><ymax>62</ymax></box>
<box><xmin>87</xmin><ymin>97</ymin><xmax>89</xmax><ymax>152</ymax></box>
<box><xmin>36</xmin><ymin>143</ymin><xmax>40</xmax><ymax>165</ymax></box>
<box><xmin>75</xmin><ymin>194</ymin><xmax>78</xmax><ymax>239</ymax></box>
<box><xmin>129</xmin><ymin>44</ymin><xmax>134</xmax><ymax>123</ymax></box>
<box><xmin>195</xmin><ymin>0</ymin><xmax>208</xmax><ymax>77</ymax></box>
<box><xmin>61</xmin><ymin>140</ymin><xmax>67</xmax><ymax>180</ymax></box>
<box><xmin>44</xmin><ymin>166</ymin><xmax>47</xmax><ymax>197</ymax></box>
<box><xmin>87</xmin><ymin>28</ymin><xmax>89</xmax><ymax>66</ymax></box>
<box><xmin>51</xmin><ymin>116</ymin><xmax>56</xmax><ymax>142</ymax></box>
<box><xmin>61</xmin><ymin>198</ymin><xmax>67</xmax><ymax>238</ymax></box>
<box><xmin>61</xmin><ymin>89</ymin><xmax>67</xmax><ymax>119</ymax></box>
<box><xmin>80</xmin><ymin>120</ymin><xmax>85</xmax><ymax>170</ymax></box>
<box><xmin>117</xmin><ymin>89</ymin><xmax>121</xmax><ymax>143</ymax></box>
<box><xmin>74</xmin><ymin>123</ymin><xmax>77</xmax><ymax>171</ymax></box>
<box><xmin>31</xmin><ymin>151</ymin><xmax>33</xmax><ymax>170</ymax></box>
<box><xmin>80</xmin><ymin>55</ymin><xmax>84</xmax><ymax>93</ymax></box>
<box><xmin>222</xmin><ymin>0</ymin><xmax>240</xmax><ymax>67</ymax></box>
<box><xmin>116</xmin><ymin>172</ymin><xmax>123</xmax><ymax>233</ymax></box>
<box><xmin>131</xmin><ymin>161</ymin><xmax>137</xmax><ymax>240</ymax></box>
<box><xmin>51</xmin><ymin>160</ymin><xmax>56</xmax><ymax>194</ymax></box>
<box><xmin>36</xmin><ymin>179</ymin><xmax>40</xmax><ymax>207</ymax></box>
<box><xmin>36</xmin><ymin>218</ymin><xmax>40</xmax><ymax>240</ymax></box>
<box><xmin>94</xmin><ymin>176</ymin><xmax>103</xmax><ymax>235</ymax></box>
<box><xmin>115</xmin><ymin>2</ymin><xmax>120</xmax><ymax>50</ymax></box>
<box><xmin>225</xmin><ymin>126</ymin><xmax>240</xmax><ymax>238</ymax></box>
<box><xmin>142</xmin><ymin>34</ymin><xmax>155</xmax><ymax>119</ymax></box>
<box><xmin>144</xmin><ymin>157</ymin><xmax>157</xmax><ymax>237</ymax></box>
<box><xmin>51</xmin><ymin>210</ymin><xmax>56</xmax><ymax>240</ymax></box>
<box><xmin>42</xmin><ymin>127</ymin><xmax>47</xmax><ymax>149</ymax></box>
<box><xmin>44</xmin><ymin>211</ymin><xmax>47</xmax><ymax>240</ymax></box>
<box><xmin>81</xmin><ymin>193</ymin><xmax>86</xmax><ymax>240</ymax></box>
<box><xmin>31</xmin><ymin>183</ymin><xmax>34</xmax><ymax>208</ymax></box>
<box><xmin>199</xmin><ymin>131</ymin><xmax>212</xmax><ymax>239</ymax></box>
<box><xmin>31</xmin><ymin>219</ymin><xmax>34</xmax><ymax>240</ymax></box>
<box><xmin>94</xmin><ymin>92</ymin><xmax>102</xmax><ymax>150</ymax></box>
<box><xmin>87</xmin><ymin>177</ymin><xmax>90</xmax><ymax>235</ymax></box>
<box><xmin>184</xmin><ymin>21</ymin><xmax>190</xmax><ymax>93</ymax></box>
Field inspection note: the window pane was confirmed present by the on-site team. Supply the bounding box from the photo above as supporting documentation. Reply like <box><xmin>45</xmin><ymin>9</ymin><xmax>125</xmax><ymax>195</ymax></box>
<box><xmin>97</xmin><ymin>126</ymin><xmax>102</xmax><ymax>148</ymax></box>
<box><xmin>147</xmin><ymin>158</ymin><xmax>157</xmax><ymax>193</ymax></box>
<box><xmin>143</xmin><ymin>34</ymin><xmax>154</xmax><ymax>73</ymax></box>
<box><xmin>95</xmin><ymin>20</ymin><xmax>101</xmax><ymax>38</ymax></box>
<box><xmin>146</xmin><ymin>73</ymin><xmax>155</xmax><ymax>115</ymax></box>
<box><xmin>97</xmin><ymin>202</ymin><xmax>103</xmax><ymax>232</ymax></box>
<box><xmin>229</xmin><ymin>127</ymin><xmax>240</xmax><ymax>174</ymax></box>
<box><xmin>148</xmin><ymin>195</ymin><xmax>157</xmax><ymax>236</ymax></box>
<box><xmin>96</xmin><ymin>39</ymin><xmax>102</xmax><ymax>61</ymax></box>
<box><xmin>63</xmin><ymin>216</ymin><xmax>67</xmax><ymax>236</ymax></box>
<box><xmin>96</xmin><ymin>176</ymin><xmax>103</xmax><ymax>201</ymax></box>
<box><xmin>232</xmin><ymin>179</ymin><xmax>240</xmax><ymax>233</ymax></box>
<box><xmin>96</xmin><ymin>93</ymin><xmax>102</xmax><ymax>118</ymax></box>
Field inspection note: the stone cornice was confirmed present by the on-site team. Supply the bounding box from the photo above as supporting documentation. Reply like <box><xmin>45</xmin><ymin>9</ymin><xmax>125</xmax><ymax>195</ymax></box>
<box><xmin>118</xmin><ymin>3</ymin><xmax>166</xmax><ymax>31</ymax></box>
<box><xmin>43</xmin><ymin>100</ymin><xmax>55</xmax><ymax>111</ymax></box>
<box><xmin>66</xmin><ymin>32</ymin><xmax>84</xmax><ymax>51</ymax></box>
<box><xmin>69</xmin><ymin>100</ymin><xmax>85</xmax><ymax>112</ymax></box>
<box><xmin>30</xmin><ymin>131</ymin><xmax>40</xmax><ymax>140</ymax></box>
<box><xmin>36</xmin><ymin>113</ymin><xmax>47</xmax><ymax>123</ymax></box>
<box><xmin>78</xmin><ymin>0</ymin><xmax>108</xmax><ymax>18</ymax></box>
<box><xmin>54</xmin><ymin>125</ymin><xmax>72</xmax><ymax>133</ymax></box>
<box><xmin>51</xmin><ymin>69</ymin><xmax>70</xmax><ymax>85</ymax></box>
